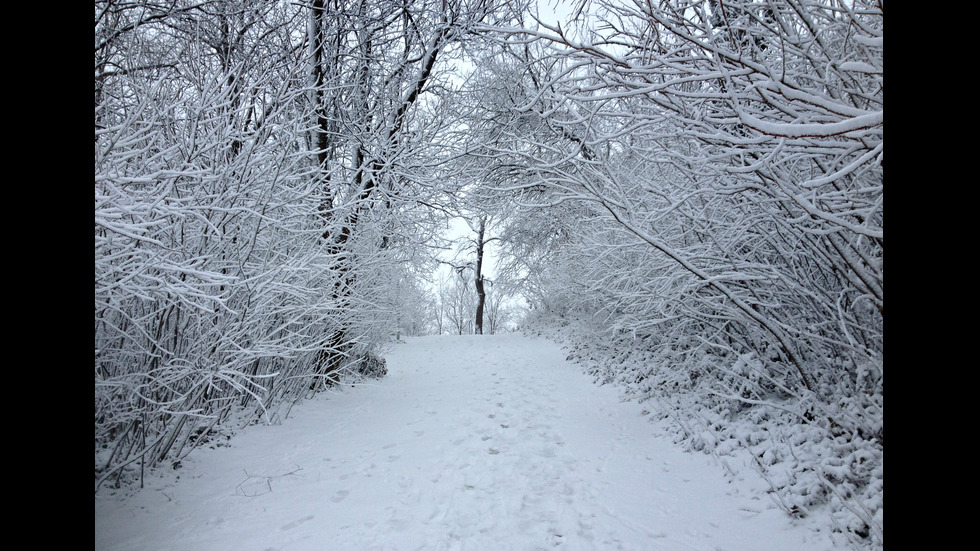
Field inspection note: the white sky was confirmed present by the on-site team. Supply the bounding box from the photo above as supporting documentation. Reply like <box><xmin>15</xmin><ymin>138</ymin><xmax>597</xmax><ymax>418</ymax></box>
<box><xmin>537</xmin><ymin>0</ymin><xmax>573</xmax><ymax>24</ymax></box>
<box><xmin>96</xmin><ymin>333</ymin><xmax>845</xmax><ymax>551</ymax></box>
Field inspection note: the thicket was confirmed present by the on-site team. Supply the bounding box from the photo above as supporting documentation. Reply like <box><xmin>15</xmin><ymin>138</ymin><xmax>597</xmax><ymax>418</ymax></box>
<box><xmin>488</xmin><ymin>1</ymin><xmax>882</xmax><ymax>549</ymax></box>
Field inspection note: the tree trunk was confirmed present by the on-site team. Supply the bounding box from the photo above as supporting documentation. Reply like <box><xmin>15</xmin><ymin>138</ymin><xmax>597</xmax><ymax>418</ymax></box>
<box><xmin>474</xmin><ymin>217</ymin><xmax>486</xmax><ymax>335</ymax></box>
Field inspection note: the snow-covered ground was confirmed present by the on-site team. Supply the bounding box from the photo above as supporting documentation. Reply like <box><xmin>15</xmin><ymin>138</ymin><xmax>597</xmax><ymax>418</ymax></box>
<box><xmin>94</xmin><ymin>333</ymin><xmax>840</xmax><ymax>550</ymax></box>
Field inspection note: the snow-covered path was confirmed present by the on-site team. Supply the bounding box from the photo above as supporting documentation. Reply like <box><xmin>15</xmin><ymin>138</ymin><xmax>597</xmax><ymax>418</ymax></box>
<box><xmin>95</xmin><ymin>333</ymin><xmax>836</xmax><ymax>551</ymax></box>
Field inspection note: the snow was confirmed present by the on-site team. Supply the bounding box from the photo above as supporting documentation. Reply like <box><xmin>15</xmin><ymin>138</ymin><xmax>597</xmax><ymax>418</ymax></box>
<box><xmin>735</xmin><ymin>109</ymin><xmax>883</xmax><ymax>139</ymax></box>
<box><xmin>838</xmin><ymin>61</ymin><xmax>880</xmax><ymax>74</ymax></box>
<box><xmin>95</xmin><ymin>333</ymin><xmax>840</xmax><ymax>551</ymax></box>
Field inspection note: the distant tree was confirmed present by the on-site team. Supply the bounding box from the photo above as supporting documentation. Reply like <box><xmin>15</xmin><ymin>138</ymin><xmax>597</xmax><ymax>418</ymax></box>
<box><xmin>484</xmin><ymin>285</ymin><xmax>513</xmax><ymax>335</ymax></box>
<box><xmin>440</xmin><ymin>269</ymin><xmax>475</xmax><ymax>335</ymax></box>
<box><xmin>457</xmin><ymin>214</ymin><xmax>504</xmax><ymax>334</ymax></box>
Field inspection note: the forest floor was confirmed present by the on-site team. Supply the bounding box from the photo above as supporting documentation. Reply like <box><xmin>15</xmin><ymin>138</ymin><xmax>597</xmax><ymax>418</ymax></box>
<box><xmin>95</xmin><ymin>333</ymin><xmax>841</xmax><ymax>551</ymax></box>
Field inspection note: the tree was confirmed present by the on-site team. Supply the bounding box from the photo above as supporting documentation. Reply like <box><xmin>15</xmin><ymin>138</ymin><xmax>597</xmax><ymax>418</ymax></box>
<box><xmin>438</xmin><ymin>268</ymin><xmax>476</xmax><ymax>335</ymax></box>
<box><xmin>459</xmin><ymin>214</ymin><xmax>504</xmax><ymax>334</ymax></box>
<box><xmin>306</xmin><ymin>0</ymin><xmax>482</xmax><ymax>380</ymax></box>
<box><xmin>483</xmin><ymin>284</ymin><xmax>513</xmax><ymax>335</ymax></box>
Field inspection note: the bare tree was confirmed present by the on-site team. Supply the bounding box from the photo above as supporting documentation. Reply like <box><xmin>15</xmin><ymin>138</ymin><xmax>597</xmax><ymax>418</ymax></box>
<box><xmin>432</xmin><ymin>265</ymin><xmax>479</xmax><ymax>336</ymax></box>
<box><xmin>457</xmin><ymin>214</ymin><xmax>504</xmax><ymax>334</ymax></box>
<box><xmin>484</xmin><ymin>285</ymin><xmax>513</xmax><ymax>335</ymax></box>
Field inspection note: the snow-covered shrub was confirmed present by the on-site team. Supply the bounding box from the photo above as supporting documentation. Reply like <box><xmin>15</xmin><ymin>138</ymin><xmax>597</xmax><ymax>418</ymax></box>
<box><xmin>536</xmin><ymin>319</ymin><xmax>882</xmax><ymax>551</ymax></box>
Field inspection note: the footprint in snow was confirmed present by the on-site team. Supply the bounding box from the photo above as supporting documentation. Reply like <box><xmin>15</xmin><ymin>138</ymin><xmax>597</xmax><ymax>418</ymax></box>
<box><xmin>279</xmin><ymin>515</ymin><xmax>314</xmax><ymax>531</ymax></box>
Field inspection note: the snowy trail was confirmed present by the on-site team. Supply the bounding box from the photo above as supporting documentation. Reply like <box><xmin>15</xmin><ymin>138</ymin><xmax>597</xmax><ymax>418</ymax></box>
<box><xmin>95</xmin><ymin>334</ymin><xmax>836</xmax><ymax>551</ymax></box>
